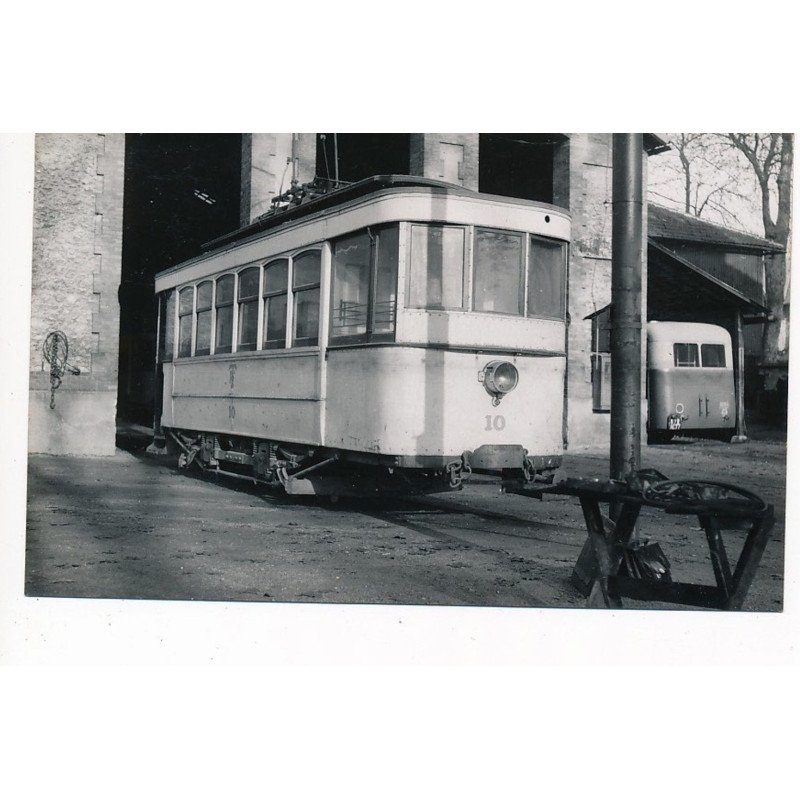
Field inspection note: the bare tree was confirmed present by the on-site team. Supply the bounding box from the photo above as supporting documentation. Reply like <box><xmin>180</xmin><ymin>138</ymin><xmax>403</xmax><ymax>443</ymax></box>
<box><xmin>649</xmin><ymin>133</ymin><xmax>793</xmax><ymax>371</ymax></box>
<box><xmin>725</xmin><ymin>134</ymin><xmax>793</xmax><ymax>369</ymax></box>
<box><xmin>649</xmin><ymin>134</ymin><xmax>759</xmax><ymax>231</ymax></box>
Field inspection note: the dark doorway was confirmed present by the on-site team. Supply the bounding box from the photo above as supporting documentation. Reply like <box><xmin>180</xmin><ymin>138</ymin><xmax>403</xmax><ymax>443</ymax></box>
<box><xmin>118</xmin><ymin>134</ymin><xmax>242</xmax><ymax>426</ymax></box>
<box><xmin>316</xmin><ymin>133</ymin><xmax>411</xmax><ymax>185</ymax></box>
<box><xmin>479</xmin><ymin>133</ymin><xmax>566</xmax><ymax>204</ymax></box>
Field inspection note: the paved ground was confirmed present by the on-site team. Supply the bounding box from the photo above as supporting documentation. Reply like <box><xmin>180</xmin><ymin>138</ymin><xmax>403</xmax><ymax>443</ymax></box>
<box><xmin>25</xmin><ymin>432</ymin><xmax>786</xmax><ymax>611</ymax></box>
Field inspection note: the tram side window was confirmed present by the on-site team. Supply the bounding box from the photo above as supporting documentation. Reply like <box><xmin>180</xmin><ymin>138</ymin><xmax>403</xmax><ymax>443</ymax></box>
<box><xmin>292</xmin><ymin>251</ymin><xmax>321</xmax><ymax>346</ymax></box>
<box><xmin>178</xmin><ymin>287</ymin><xmax>194</xmax><ymax>357</ymax></box>
<box><xmin>331</xmin><ymin>225</ymin><xmax>399</xmax><ymax>342</ymax></box>
<box><xmin>674</xmin><ymin>343</ymin><xmax>699</xmax><ymax>367</ymax></box>
<box><xmin>158</xmin><ymin>290</ymin><xmax>175</xmax><ymax>362</ymax></box>
<box><xmin>263</xmin><ymin>259</ymin><xmax>289</xmax><ymax>349</ymax></box>
<box><xmin>528</xmin><ymin>237</ymin><xmax>566</xmax><ymax>319</ymax></box>
<box><xmin>237</xmin><ymin>267</ymin><xmax>260</xmax><ymax>351</ymax></box>
<box><xmin>215</xmin><ymin>275</ymin><xmax>234</xmax><ymax>354</ymax></box>
<box><xmin>408</xmin><ymin>225</ymin><xmax>465</xmax><ymax>310</ymax></box>
<box><xmin>473</xmin><ymin>229</ymin><xmax>524</xmax><ymax>315</ymax></box>
<box><xmin>195</xmin><ymin>281</ymin><xmax>213</xmax><ymax>356</ymax></box>
<box><xmin>373</xmin><ymin>225</ymin><xmax>399</xmax><ymax>333</ymax></box>
<box><xmin>701</xmin><ymin>344</ymin><xmax>726</xmax><ymax>368</ymax></box>
<box><xmin>331</xmin><ymin>232</ymin><xmax>371</xmax><ymax>338</ymax></box>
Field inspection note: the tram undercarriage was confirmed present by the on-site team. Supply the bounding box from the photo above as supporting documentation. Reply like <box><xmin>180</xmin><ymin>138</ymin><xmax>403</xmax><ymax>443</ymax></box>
<box><xmin>154</xmin><ymin>429</ymin><xmax>561</xmax><ymax>498</ymax></box>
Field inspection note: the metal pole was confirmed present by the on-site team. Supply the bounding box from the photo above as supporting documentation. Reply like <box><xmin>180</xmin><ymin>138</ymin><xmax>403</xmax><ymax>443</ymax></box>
<box><xmin>610</xmin><ymin>134</ymin><xmax>644</xmax><ymax>481</ymax></box>
<box><xmin>732</xmin><ymin>309</ymin><xmax>748</xmax><ymax>442</ymax></box>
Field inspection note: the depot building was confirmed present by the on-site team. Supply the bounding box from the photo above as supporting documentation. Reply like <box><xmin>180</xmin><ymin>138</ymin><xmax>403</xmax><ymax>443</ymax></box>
<box><xmin>28</xmin><ymin>133</ymin><xmax>779</xmax><ymax>456</ymax></box>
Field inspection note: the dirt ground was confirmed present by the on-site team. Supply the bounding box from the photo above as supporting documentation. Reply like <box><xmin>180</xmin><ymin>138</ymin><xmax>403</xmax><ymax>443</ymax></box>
<box><xmin>24</xmin><ymin>431</ymin><xmax>786</xmax><ymax>611</ymax></box>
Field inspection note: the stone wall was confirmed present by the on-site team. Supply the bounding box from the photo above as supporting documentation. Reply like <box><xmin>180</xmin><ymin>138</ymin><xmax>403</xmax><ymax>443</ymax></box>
<box><xmin>409</xmin><ymin>133</ymin><xmax>479</xmax><ymax>189</ymax></box>
<box><xmin>28</xmin><ymin>133</ymin><xmax>125</xmax><ymax>455</ymax></box>
<box><xmin>563</xmin><ymin>133</ymin><xmax>649</xmax><ymax>450</ymax></box>
<box><xmin>241</xmin><ymin>133</ymin><xmax>316</xmax><ymax>224</ymax></box>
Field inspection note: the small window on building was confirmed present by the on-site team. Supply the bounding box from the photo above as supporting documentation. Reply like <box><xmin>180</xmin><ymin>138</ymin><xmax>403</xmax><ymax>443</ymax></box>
<box><xmin>292</xmin><ymin>251</ymin><xmax>321</xmax><ymax>346</ymax></box>
<box><xmin>528</xmin><ymin>236</ymin><xmax>566</xmax><ymax>319</ymax></box>
<box><xmin>590</xmin><ymin>306</ymin><xmax>612</xmax><ymax>412</ymax></box>
<box><xmin>215</xmin><ymin>274</ymin><xmax>234</xmax><ymax>354</ymax></box>
<box><xmin>408</xmin><ymin>225</ymin><xmax>465</xmax><ymax>311</ymax></box>
<box><xmin>701</xmin><ymin>344</ymin><xmax>726</xmax><ymax>368</ymax></box>
<box><xmin>195</xmin><ymin>281</ymin><xmax>213</xmax><ymax>356</ymax></box>
<box><xmin>178</xmin><ymin>287</ymin><xmax>194</xmax><ymax>358</ymax></box>
<box><xmin>237</xmin><ymin>267</ymin><xmax>260</xmax><ymax>351</ymax></box>
<box><xmin>331</xmin><ymin>225</ymin><xmax>400</xmax><ymax>343</ymax></box>
<box><xmin>473</xmin><ymin>228</ymin><xmax>524</xmax><ymax>315</ymax></box>
<box><xmin>263</xmin><ymin>259</ymin><xmax>288</xmax><ymax>349</ymax></box>
<box><xmin>158</xmin><ymin>290</ymin><xmax>176</xmax><ymax>362</ymax></box>
<box><xmin>674</xmin><ymin>343</ymin><xmax>699</xmax><ymax>367</ymax></box>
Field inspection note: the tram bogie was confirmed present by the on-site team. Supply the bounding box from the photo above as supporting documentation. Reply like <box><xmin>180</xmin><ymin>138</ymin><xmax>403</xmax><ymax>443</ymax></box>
<box><xmin>152</xmin><ymin>175</ymin><xmax>571</xmax><ymax>495</ymax></box>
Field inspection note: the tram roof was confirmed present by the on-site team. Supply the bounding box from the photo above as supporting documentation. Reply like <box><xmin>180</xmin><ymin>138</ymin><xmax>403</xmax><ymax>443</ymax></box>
<box><xmin>201</xmin><ymin>174</ymin><xmax>569</xmax><ymax>253</ymax></box>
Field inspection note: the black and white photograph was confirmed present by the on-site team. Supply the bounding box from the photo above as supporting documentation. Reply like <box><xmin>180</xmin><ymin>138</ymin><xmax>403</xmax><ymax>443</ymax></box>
<box><xmin>2</xmin><ymin>6</ymin><xmax>800</xmax><ymax>799</ymax></box>
<box><xmin>19</xmin><ymin>131</ymin><xmax>790</xmax><ymax>612</ymax></box>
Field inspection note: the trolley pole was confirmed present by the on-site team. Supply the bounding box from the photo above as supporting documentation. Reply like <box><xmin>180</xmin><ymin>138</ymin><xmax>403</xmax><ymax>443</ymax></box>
<box><xmin>610</xmin><ymin>133</ymin><xmax>644</xmax><ymax>482</ymax></box>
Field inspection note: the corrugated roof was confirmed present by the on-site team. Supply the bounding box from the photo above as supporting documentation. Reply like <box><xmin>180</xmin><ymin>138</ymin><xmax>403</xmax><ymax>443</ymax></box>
<box><xmin>648</xmin><ymin>203</ymin><xmax>784</xmax><ymax>253</ymax></box>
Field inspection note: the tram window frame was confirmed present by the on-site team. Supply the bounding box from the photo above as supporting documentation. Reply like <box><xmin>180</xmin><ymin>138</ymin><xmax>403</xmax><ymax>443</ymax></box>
<box><xmin>674</xmin><ymin>342</ymin><xmax>700</xmax><ymax>367</ymax></box>
<box><xmin>701</xmin><ymin>343</ymin><xmax>726</xmax><ymax>368</ymax></box>
<box><xmin>237</xmin><ymin>267</ymin><xmax>260</xmax><ymax>352</ymax></box>
<box><xmin>473</xmin><ymin>227</ymin><xmax>525</xmax><ymax>316</ymax></box>
<box><xmin>194</xmin><ymin>281</ymin><xmax>213</xmax><ymax>356</ymax></box>
<box><xmin>527</xmin><ymin>235</ymin><xmax>567</xmax><ymax>320</ymax></box>
<box><xmin>214</xmin><ymin>274</ymin><xmax>235</xmax><ymax>354</ymax></box>
<box><xmin>291</xmin><ymin>250</ymin><xmax>322</xmax><ymax>347</ymax></box>
<box><xmin>330</xmin><ymin>224</ymin><xmax>400</xmax><ymax>345</ymax></box>
<box><xmin>407</xmin><ymin>223</ymin><xmax>466</xmax><ymax>312</ymax></box>
<box><xmin>177</xmin><ymin>286</ymin><xmax>194</xmax><ymax>358</ymax></box>
<box><xmin>158</xmin><ymin>290</ymin><xmax>176</xmax><ymax>363</ymax></box>
<box><xmin>263</xmin><ymin>258</ymin><xmax>289</xmax><ymax>349</ymax></box>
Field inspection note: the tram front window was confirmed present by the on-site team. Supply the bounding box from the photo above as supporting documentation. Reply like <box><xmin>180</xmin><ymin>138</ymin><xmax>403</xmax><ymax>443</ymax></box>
<box><xmin>528</xmin><ymin>237</ymin><xmax>566</xmax><ymax>319</ymax></box>
<box><xmin>409</xmin><ymin>225</ymin><xmax>465</xmax><ymax>310</ymax></box>
<box><xmin>331</xmin><ymin>225</ymin><xmax>399</xmax><ymax>343</ymax></box>
<box><xmin>332</xmin><ymin>232</ymin><xmax>370</xmax><ymax>338</ymax></box>
<box><xmin>373</xmin><ymin>225</ymin><xmax>399</xmax><ymax>333</ymax></box>
<box><xmin>473</xmin><ymin>228</ymin><xmax>524</xmax><ymax>315</ymax></box>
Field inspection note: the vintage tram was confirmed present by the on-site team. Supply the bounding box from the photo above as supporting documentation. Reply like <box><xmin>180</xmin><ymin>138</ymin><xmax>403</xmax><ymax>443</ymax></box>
<box><xmin>646</xmin><ymin>321</ymin><xmax>736</xmax><ymax>444</ymax></box>
<box><xmin>152</xmin><ymin>175</ymin><xmax>570</xmax><ymax>495</ymax></box>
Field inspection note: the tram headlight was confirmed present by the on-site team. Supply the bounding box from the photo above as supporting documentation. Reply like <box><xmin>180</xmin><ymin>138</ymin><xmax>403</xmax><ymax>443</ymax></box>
<box><xmin>479</xmin><ymin>360</ymin><xmax>519</xmax><ymax>405</ymax></box>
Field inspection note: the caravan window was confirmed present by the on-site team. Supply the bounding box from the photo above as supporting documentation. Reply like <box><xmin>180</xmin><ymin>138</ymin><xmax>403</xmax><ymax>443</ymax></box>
<box><xmin>701</xmin><ymin>344</ymin><xmax>726</xmax><ymax>368</ymax></box>
<box><xmin>674</xmin><ymin>343</ymin><xmax>699</xmax><ymax>367</ymax></box>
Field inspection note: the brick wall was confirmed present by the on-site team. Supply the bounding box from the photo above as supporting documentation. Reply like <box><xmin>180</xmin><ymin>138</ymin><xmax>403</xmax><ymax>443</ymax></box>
<box><xmin>28</xmin><ymin>133</ymin><xmax>125</xmax><ymax>455</ymax></box>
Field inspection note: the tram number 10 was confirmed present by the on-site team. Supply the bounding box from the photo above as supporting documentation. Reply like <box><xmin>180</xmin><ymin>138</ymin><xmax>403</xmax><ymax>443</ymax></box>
<box><xmin>484</xmin><ymin>414</ymin><xmax>506</xmax><ymax>431</ymax></box>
